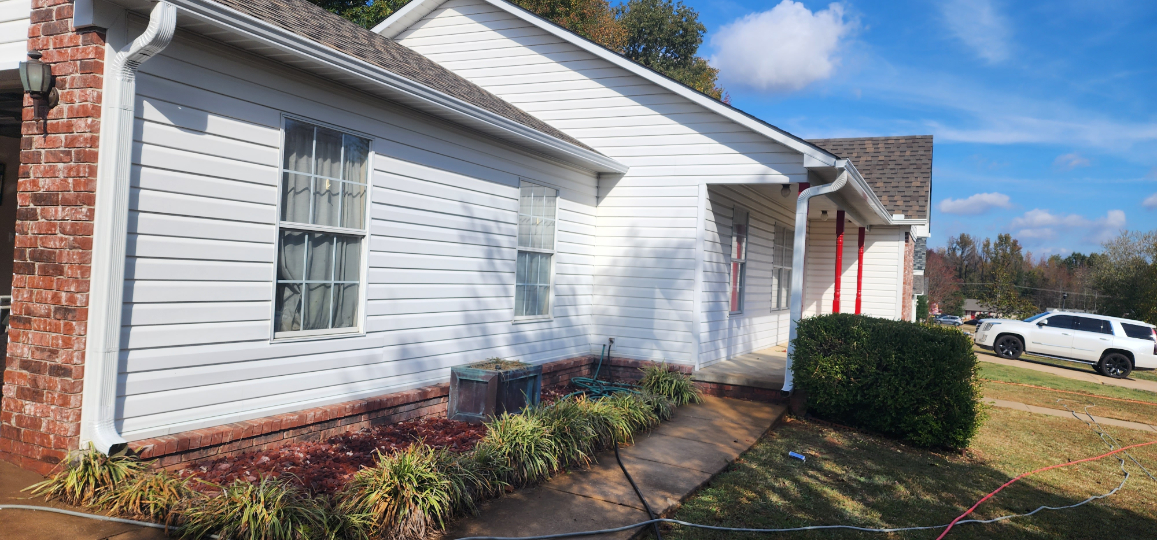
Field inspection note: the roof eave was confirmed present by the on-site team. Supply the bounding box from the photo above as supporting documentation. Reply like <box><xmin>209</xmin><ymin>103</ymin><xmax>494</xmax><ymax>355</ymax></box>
<box><xmin>158</xmin><ymin>0</ymin><xmax>628</xmax><ymax>175</ymax></box>
<box><xmin>374</xmin><ymin>0</ymin><xmax>838</xmax><ymax>167</ymax></box>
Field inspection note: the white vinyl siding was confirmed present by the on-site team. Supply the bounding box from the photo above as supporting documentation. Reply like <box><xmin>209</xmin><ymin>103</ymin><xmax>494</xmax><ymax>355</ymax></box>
<box><xmin>394</xmin><ymin>0</ymin><xmax>808</xmax><ymax>365</ymax></box>
<box><xmin>803</xmin><ymin>221</ymin><xmax>902</xmax><ymax>319</ymax></box>
<box><xmin>699</xmin><ymin>185</ymin><xmax>795</xmax><ymax>367</ymax></box>
<box><xmin>0</xmin><ymin>0</ymin><xmax>29</xmax><ymax>70</ymax></box>
<box><xmin>117</xmin><ymin>26</ymin><xmax>599</xmax><ymax>440</ymax></box>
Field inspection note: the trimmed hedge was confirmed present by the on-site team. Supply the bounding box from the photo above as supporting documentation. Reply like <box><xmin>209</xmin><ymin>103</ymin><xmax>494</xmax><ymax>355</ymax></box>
<box><xmin>791</xmin><ymin>313</ymin><xmax>984</xmax><ymax>449</ymax></box>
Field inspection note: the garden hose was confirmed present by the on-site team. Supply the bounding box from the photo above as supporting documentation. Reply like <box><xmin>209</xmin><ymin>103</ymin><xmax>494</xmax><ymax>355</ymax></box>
<box><xmin>613</xmin><ymin>442</ymin><xmax>661</xmax><ymax>540</ymax></box>
<box><xmin>567</xmin><ymin>340</ymin><xmax>637</xmax><ymax>399</ymax></box>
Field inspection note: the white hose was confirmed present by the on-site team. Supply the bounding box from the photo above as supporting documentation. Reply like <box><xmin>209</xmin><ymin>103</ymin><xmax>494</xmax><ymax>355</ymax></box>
<box><xmin>0</xmin><ymin>505</ymin><xmax>168</xmax><ymax>529</ymax></box>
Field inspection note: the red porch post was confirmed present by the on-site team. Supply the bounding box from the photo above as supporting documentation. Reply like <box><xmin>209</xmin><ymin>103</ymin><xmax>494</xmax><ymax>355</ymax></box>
<box><xmin>855</xmin><ymin>227</ymin><xmax>865</xmax><ymax>314</ymax></box>
<box><xmin>832</xmin><ymin>210</ymin><xmax>844</xmax><ymax>313</ymax></box>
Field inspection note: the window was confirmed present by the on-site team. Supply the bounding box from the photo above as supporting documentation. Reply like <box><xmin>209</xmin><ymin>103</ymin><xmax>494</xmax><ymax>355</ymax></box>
<box><xmin>1122</xmin><ymin>323</ymin><xmax>1155</xmax><ymax>341</ymax></box>
<box><xmin>770</xmin><ymin>223</ymin><xmax>793</xmax><ymax>311</ymax></box>
<box><xmin>515</xmin><ymin>181</ymin><xmax>557</xmax><ymax>318</ymax></box>
<box><xmin>1075</xmin><ymin>317</ymin><xmax>1113</xmax><ymax>335</ymax></box>
<box><xmin>274</xmin><ymin>118</ymin><xmax>370</xmax><ymax>337</ymax></box>
<box><xmin>1041</xmin><ymin>315</ymin><xmax>1075</xmax><ymax>329</ymax></box>
<box><xmin>728</xmin><ymin>207</ymin><xmax>749</xmax><ymax>314</ymax></box>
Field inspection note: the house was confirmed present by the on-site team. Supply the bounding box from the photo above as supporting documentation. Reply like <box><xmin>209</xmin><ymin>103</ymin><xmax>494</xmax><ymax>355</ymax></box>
<box><xmin>0</xmin><ymin>0</ymin><xmax>930</xmax><ymax>473</ymax></box>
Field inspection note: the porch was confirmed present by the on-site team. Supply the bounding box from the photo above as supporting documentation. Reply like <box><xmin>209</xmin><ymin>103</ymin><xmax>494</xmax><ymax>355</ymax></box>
<box><xmin>692</xmin><ymin>344</ymin><xmax>788</xmax><ymax>391</ymax></box>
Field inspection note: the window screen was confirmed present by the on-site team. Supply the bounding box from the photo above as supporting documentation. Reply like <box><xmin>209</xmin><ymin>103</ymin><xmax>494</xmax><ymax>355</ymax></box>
<box><xmin>275</xmin><ymin>118</ymin><xmax>370</xmax><ymax>335</ymax></box>
<box><xmin>515</xmin><ymin>182</ymin><xmax>557</xmax><ymax>317</ymax></box>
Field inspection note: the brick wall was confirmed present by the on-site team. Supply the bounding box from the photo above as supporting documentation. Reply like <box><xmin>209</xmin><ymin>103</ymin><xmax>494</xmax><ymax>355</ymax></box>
<box><xmin>902</xmin><ymin>232</ymin><xmax>914</xmax><ymax>321</ymax></box>
<box><xmin>0</xmin><ymin>0</ymin><xmax>104</xmax><ymax>474</ymax></box>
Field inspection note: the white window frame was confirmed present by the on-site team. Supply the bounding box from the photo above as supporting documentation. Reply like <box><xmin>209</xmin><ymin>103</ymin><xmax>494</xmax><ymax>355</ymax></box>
<box><xmin>270</xmin><ymin>114</ymin><xmax>373</xmax><ymax>341</ymax></box>
<box><xmin>513</xmin><ymin>180</ymin><xmax>558</xmax><ymax>322</ymax></box>
<box><xmin>771</xmin><ymin>223</ymin><xmax>793</xmax><ymax>312</ymax></box>
<box><xmin>728</xmin><ymin>206</ymin><xmax>749</xmax><ymax>315</ymax></box>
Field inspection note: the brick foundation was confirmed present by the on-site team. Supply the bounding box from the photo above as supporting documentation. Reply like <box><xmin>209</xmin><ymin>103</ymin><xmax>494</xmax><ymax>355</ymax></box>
<box><xmin>0</xmin><ymin>0</ymin><xmax>105</xmax><ymax>475</ymax></box>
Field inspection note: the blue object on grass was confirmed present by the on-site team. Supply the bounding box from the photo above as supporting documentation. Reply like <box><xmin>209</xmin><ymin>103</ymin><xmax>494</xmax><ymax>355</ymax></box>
<box><xmin>788</xmin><ymin>451</ymin><xmax>806</xmax><ymax>461</ymax></box>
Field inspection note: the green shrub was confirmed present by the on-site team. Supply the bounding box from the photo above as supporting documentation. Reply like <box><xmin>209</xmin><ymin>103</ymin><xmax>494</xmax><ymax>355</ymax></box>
<box><xmin>639</xmin><ymin>363</ymin><xmax>703</xmax><ymax>406</ymax></box>
<box><xmin>435</xmin><ymin>446</ymin><xmax>508</xmax><ymax>516</ymax></box>
<box><xmin>98</xmin><ymin>469</ymin><xmax>197</xmax><ymax>523</ymax></box>
<box><xmin>335</xmin><ymin>444</ymin><xmax>453</xmax><ymax>540</ymax></box>
<box><xmin>180</xmin><ymin>475</ymin><xmax>327</xmax><ymax>540</ymax></box>
<box><xmin>916</xmin><ymin>295</ymin><xmax>929</xmax><ymax>321</ymax></box>
<box><xmin>528</xmin><ymin>398</ymin><xmax>598</xmax><ymax>468</ymax></box>
<box><xmin>26</xmin><ymin>444</ymin><xmax>149</xmax><ymax>507</ymax></box>
<box><xmin>791</xmin><ymin>313</ymin><xmax>984</xmax><ymax>449</ymax></box>
<box><xmin>602</xmin><ymin>393</ymin><xmax>661</xmax><ymax>435</ymax></box>
<box><xmin>476</xmin><ymin>412</ymin><xmax>559</xmax><ymax>486</ymax></box>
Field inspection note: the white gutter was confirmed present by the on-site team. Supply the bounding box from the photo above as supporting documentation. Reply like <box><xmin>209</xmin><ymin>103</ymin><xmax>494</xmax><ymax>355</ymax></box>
<box><xmin>165</xmin><ymin>0</ymin><xmax>627</xmax><ymax>175</ymax></box>
<box><xmin>80</xmin><ymin>0</ymin><xmax>177</xmax><ymax>455</ymax></box>
<box><xmin>782</xmin><ymin>170</ymin><xmax>848</xmax><ymax>393</ymax></box>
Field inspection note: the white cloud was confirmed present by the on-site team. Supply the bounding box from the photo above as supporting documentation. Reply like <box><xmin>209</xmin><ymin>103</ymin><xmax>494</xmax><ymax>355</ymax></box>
<box><xmin>940</xmin><ymin>0</ymin><xmax>1011</xmax><ymax>63</ymax></box>
<box><xmin>1052</xmin><ymin>153</ymin><xmax>1090</xmax><ymax>171</ymax></box>
<box><xmin>1009</xmin><ymin>209</ymin><xmax>1126</xmax><ymax>244</ymax></box>
<box><xmin>938</xmin><ymin>192</ymin><xmax>1013</xmax><ymax>215</ymax></box>
<box><xmin>1143</xmin><ymin>193</ymin><xmax>1157</xmax><ymax>210</ymax></box>
<box><xmin>709</xmin><ymin>1</ymin><xmax>854</xmax><ymax>93</ymax></box>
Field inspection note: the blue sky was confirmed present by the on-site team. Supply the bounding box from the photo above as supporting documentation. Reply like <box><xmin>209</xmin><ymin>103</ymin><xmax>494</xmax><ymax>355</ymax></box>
<box><xmin>679</xmin><ymin>0</ymin><xmax>1157</xmax><ymax>256</ymax></box>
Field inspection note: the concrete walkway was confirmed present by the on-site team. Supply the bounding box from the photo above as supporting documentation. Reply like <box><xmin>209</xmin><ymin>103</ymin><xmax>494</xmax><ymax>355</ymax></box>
<box><xmin>442</xmin><ymin>396</ymin><xmax>786</xmax><ymax>540</ymax></box>
<box><xmin>975</xmin><ymin>349</ymin><xmax>1157</xmax><ymax>394</ymax></box>
<box><xmin>0</xmin><ymin>460</ymin><xmax>169</xmax><ymax>540</ymax></box>
<box><xmin>984</xmin><ymin>398</ymin><xmax>1157</xmax><ymax>433</ymax></box>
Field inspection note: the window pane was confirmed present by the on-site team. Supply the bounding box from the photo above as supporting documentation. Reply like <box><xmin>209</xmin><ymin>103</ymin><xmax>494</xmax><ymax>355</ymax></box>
<box><xmin>314</xmin><ymin>127</ymin><xmax>343</xmax><ymax>180</ymax></box>
<box><xmin>514</xmin><ymin>284</ymin><xmax>528</xmax><ymax>317</ymax></box>
<box><xmin>1044</xmin><ymin>315</ymin><xmax>1074</xmax><ymax>329</ymax></box>
<box><xmin>312</xmin><ymin>178</ymin><xmax>341</xmax><ymax>227</ymax></box>
<box><xmin>334</xmin><ymin>236</ymin><xmax>361</xmax><ymax>282</ymax></box>
<box><xmin>341</xmin><ymin>181</ymin><xmax>366</xmax><ymax>229</ymax></box>
<box><xmin>275</xmin><ymin>283</ymin><xmax>303</xmax><ymax>332</ymax></box>
<box><xmin>304</xmin><ymin>283</ymin><xmax>333</xmax><ymax>330</ymax></box>
<box><xmin>343</xmin><ymin>135</ymin><xmax>369</xmax><ymax>183</ymax></box>
<box><xmin>332</xmin><ymin>283</ymin><xmax>359</xmax><ymax>329</ymax></box>
<box><xmin>278</xmin><ymin>230</ymin><xmax>306</xmax><ymax>281</ymax></box>
<box><xmin>518</xmin><ymin>214</ymin><xmax>534</xmax><ymax>249</ymax></box>
<box><xmin>306</xmin><ymin>233</ymin><xmax>335</xmax><ymax>281</ymax></box>
<box><xmin>543</xmin><ymin>190</ymin><xmax>557</xmax><ymax>220</ymax></box>
<box><xmin>538</xmin><ymin>285</ymin><xmax>550</xmax><ymax>315</ymax></box>
<box><xmin>283</xmin><ymin>120</ymin><xmax>313</xmax><ymax>173</ymax></box>
<box><xmin>730</xmin><ymin>262</ymin><xmax>741</xmax><ymax>312</ymax></box>
<box><xmin>281</xmin><ymin>173</ymin><xmax>311</xmax><ymax>224</ymax></box>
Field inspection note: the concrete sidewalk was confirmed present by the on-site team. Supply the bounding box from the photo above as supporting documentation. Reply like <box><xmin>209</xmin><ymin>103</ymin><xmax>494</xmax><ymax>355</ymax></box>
<box><xmin>975</xmin><ymin>349</ymin><xmax>1157</xmax><ymax>394</ymax></box>
<box><xmin>442</xmin><ymin>396</ymin><xmax>786</xmax><ymax>540</ymax></box>
<box><xmin>984</xmin><ymin>398</ymin><xmax>1157</xmax><ymax>433</ymax></box>
<box><xmin>0</xmin><ymin>460</ymin><xmax>169</xmax><ymax>540</ymax></box>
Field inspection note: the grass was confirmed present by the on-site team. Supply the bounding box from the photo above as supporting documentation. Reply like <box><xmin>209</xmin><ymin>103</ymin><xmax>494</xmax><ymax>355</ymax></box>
<box><xmin>335</xmin><ymin>444</ymin><xmax>454</xmax><ymax>540</ymax></box>
<box><xmin>669</xmin><ymin>407</ymin><xmax>1157</xmax><ymax>539</ymax></box>
<box><xmin>978</xmin><ymin>362</ymin><xmax>1157</xmax><ymax>405</ymax></box>
<box><xmin>640</xmin><ymin>363</ymin><xmax>703</xmax><ymax>406</ymax></box>
<box><xmin>975</xmin><ymin>345</ymin><xmax>1157</xmax><ymax>384</ymax></box>
<box><xmin>180</xmin><ymin>475</ymin><xmax>327</xmax><ymax>540</ymax></box>
<box><xmin>982</xmin><ymin>380</ymin><xmax>1157</xmax><ymax>426</ymax></box>
<box><xmin>26</xmin><ymin>443</ymin><xmax>150</xmax><ymax>507</ymax></box>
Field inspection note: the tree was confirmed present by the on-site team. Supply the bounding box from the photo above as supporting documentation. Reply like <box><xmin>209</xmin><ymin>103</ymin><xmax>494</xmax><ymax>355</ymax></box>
<box><xmin>1092</xmin><ymin>230</ymin><xmax>1157</xmax><ymax>324</ymax></box>
<box><xmin>615</xmin><ymin>0</ymin><xmax>726</xmax><ymax>100</ymax></box>
<box><xmin>915</xmin><ymin>295</ymin><xmax>929</xmax><ymax>321</ymax></box>
<box><xmin>511</xmin><ymin>0</ymin><xmax>628</xmax><ymax>50</ymax></box>
<box><xmin>925</xmin><ymin>248</ymin><xmax>962</xmax><ymax>315</ymax></box>
<box><xmin>307</xmin><ymin>0</ymin><xmax>411</xmax><ymax>29</ymax></box>
<box><xmin>978</xmin><ymin>234</ymin><xmax>1037</xmax><ymax>318</ymax></box>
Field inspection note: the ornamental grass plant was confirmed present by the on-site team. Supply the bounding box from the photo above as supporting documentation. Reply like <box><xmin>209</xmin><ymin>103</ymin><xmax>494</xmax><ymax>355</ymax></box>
<box><xmin>475</xmin><ymin>412</ymin><xmax>559</xmax><ymax>486</ymax></box>
<box><xmin>26</xmin><ymin>443</ymin><xmax>150</xmax><ymax>507</ymax></box>
<box><xmin>97</xmin><ymin>469</ymin><xmax>197</xmax><ymax>523</ymax></box>
<box><xmin>179</xmin><ymin>475</ymin><xmax>328</xmax><ymax>540</ymax></box>
<box><xmin>640</xmin><ymin>363</ymin><xmax>703</xmax><ymax>406</ymax></box>
<box><xmin>334</xmin><ymin>444</ymin><xmax>453</xmax><ymax>540</ymax></box>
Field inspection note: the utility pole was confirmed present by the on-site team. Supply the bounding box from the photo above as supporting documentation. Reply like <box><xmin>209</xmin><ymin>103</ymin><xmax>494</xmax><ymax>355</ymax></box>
<box><xmin>1061</xmin><ymin>292</ymin><xmax>1068</xmax><ymax>311</ymax></box>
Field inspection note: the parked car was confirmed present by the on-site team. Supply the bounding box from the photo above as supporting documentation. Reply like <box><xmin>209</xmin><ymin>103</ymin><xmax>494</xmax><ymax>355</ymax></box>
<box><xmin>935</xmin><ymin>315</ymin><xmax>963</xmax><ymax>326</ymax></box>
<box><xmin>973</xmin><ymin>311</ymin><xmax>1157</xmax><ymax>378</ymax></box>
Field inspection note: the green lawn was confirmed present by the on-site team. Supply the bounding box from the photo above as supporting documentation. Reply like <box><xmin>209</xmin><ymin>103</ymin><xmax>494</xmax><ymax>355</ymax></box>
<box><xmin>982</xmin><ymin>380</ymin><xmax>1157</xmax><ymax>425</ymax></box>
<box><xmin>1013</xmin><ymin>352</ymin><xmax>1157</xmax><ymax>384</ymax></box>
<box><xmin>667</xmin><ymin>408</ymin><xmax>1157</xmax><ymax>539</ymax></box>
<box><xmin>978</xmin><ymin>362</ymin><xmax>1157</xmax><ymax>405</ymax></box>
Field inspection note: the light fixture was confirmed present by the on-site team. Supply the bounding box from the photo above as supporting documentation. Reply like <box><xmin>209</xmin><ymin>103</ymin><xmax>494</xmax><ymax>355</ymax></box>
<box><xmin>780</xmin><ymin>184</ymin><xmax>790</xmax><ymax>197</ymax></box>
<box><xmin>821</xmin><ymin>210</ymin><xmax>829</xmax><ymax>221</ymax></box>
<box><xmin>19</xmin><ymin>51</ymin><xmax>58</xmax><ymax>110</ymax></box>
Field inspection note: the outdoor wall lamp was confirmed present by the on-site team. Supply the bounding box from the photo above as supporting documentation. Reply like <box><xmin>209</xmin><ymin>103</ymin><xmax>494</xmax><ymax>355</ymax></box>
<box><xmin>821</xmin><ymin>210</ymin><xmax>829</xmax><ymax>221</ymax></box>
<box><xmin>19</xmin><ymin>51</ymin><xmax>59</xmax><ymax>111</ymax></box>
<box><xmin>780</xmin><ymin>184</ymin><xmax>791</xmax><ymax>197</ymax></box>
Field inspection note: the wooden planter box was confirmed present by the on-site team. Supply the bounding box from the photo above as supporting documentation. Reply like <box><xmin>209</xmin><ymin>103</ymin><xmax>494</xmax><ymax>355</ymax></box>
<box><xmin>449</xmin><ymin>361</ymin><xmax>543</xmax><ymax>424</ymax></box>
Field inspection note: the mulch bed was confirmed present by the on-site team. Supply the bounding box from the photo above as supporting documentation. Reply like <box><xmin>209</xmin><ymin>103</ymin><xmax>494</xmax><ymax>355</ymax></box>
<box><xmin>178</xmin><ymin>381</ymin><xmax>590</xmax><ymax>495</ymax></box>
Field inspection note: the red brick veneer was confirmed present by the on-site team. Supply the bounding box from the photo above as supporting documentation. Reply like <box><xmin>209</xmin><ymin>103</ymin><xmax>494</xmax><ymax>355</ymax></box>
<box><xmin>902</xmin><ymin>232</ymin><xmax>915</xmax><ymax>321</ymax></box>
<box><xmin>0</xmin><ymin>0</ymin><xmax>106</xmax><ymax>474</ymax></box>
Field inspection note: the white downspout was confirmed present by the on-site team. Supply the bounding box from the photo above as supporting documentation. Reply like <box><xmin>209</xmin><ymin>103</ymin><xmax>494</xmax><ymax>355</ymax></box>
<box><xmin>782</xmin><ymin>170</ymin><xmax>848</xmax><ymax>393</ymax></box>
<box><xmin>80</xmin><ymin>1</ymin><xmax>177</xmax><ymax>454</ymax></box>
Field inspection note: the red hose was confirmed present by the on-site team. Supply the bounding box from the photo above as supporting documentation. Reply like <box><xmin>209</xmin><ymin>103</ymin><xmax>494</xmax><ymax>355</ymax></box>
<box><xmin>935</xmin><ymin>439</ymin><xmax>1157</xmax><ymax>539</ymax></box>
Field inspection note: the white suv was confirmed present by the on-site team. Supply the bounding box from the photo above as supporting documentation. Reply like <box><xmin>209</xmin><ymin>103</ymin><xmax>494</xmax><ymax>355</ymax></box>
<box><xmin>973</xmin><ymin>311</ymin><xmax>1157</xmax><ymax>379</ymax></box>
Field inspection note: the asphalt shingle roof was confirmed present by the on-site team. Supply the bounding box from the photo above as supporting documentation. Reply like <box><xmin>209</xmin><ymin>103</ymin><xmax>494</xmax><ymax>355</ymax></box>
<box><xmin>210</xmin><ymin>0</ymin><xmax>595</xmax><ymax>152</ymax></box>
<box><xmin>806</xmin><ymin>136</ymin><xmax>934</xmax><ymax>220</ymax></box>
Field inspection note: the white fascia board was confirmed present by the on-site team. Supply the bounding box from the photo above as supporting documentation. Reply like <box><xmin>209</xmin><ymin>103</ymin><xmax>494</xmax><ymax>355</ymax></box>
<box><xmin>161</xmin><ymin>0</ymin><xmax>627</xmax><ymax>175</ymax></box>
<box><xmin>374</xmin><ymin>0</ymin><xmax>838</xmax><ymax>168</ymax></box>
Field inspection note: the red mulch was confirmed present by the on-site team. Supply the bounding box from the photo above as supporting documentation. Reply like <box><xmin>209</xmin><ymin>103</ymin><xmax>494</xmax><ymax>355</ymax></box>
<box><xmin>178</xmin><ymin>417</ymin><xmax>486</xmax><ymax>495</ymax></box>
<box><xmin>178</xmin><ymin>382</ymin><xmax>585</xmax><ymax>495</ymax></box>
